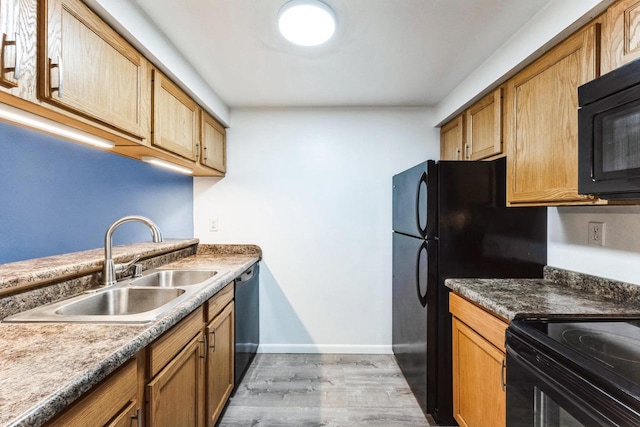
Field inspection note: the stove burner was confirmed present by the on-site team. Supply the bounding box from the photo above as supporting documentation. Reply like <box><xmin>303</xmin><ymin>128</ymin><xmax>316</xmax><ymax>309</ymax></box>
<box><xmin>562</xmin><ymin>329</ymin><xmax>640</xmax><ymax>365</ymax></box>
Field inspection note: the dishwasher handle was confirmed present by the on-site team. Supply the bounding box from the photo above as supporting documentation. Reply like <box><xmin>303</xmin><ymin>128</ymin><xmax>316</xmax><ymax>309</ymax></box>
<box><xmin>236</xmin><ymin>265</ymin><xmax>257</xmax><ymax>282</ymax></box>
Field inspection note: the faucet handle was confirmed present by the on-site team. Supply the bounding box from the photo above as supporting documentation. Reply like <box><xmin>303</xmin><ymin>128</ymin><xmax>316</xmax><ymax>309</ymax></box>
<box><xmin>114</xmin><ymin>255</ymin><xmax>141</xmax><ymax>274</ymax></box>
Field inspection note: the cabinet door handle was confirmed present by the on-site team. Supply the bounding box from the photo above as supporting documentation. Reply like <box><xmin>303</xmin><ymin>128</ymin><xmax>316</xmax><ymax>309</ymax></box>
<box><xmin>49</xmin><ymin>55</ymin><xmax>63</xmax><ymax>98</ymax></box>
<box><xmin>465</xmin><ymin>143</ymin><xmax>470</xmax><ymax>160</ymax></box>
<box><xmin>199</xmin><ymin>335</ymin><xmax>207</xmax><ymax>360</ymax></box>
<box><xmin>203</xmin><ymin>145</ymin><xmax>209</xmax><ymax>161</ymax></box>
<box><xmin>210</xmin><ymin>329</ymin><xmax>216</xmax><ymax>352</ymax></box>
<box><xmin>456</xmin><ymin>147</ymin><xmax>461</xmax><ymax>160</ymax></box>
<box><xmin>501</xmin><ymin>358</ymin><xmax>506</xmax><ymax>392</ymax></box>
<box><xmin>195</xmin><ymin>143</ymin><xmax>200</xmax><ymax>160</ymax></box>
<box><xmin>131</xmin><ymin>407</ymin><xmax>141</xmax><ymax>427</ymax></box>
<box><xmin>2</xmin><ymin>32</ymin><xmax>20</xmax><ymax>80</ymax></box>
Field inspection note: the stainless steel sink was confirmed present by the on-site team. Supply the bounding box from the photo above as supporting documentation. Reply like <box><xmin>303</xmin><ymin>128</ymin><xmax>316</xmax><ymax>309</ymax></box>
<box><xmin>3</xmin><ymin>267</ymin><xmax>226</xmax><ymax>324</ymax></box>
<box><xmin>55</xmin><ymin>288</ymin><xmax>185</xmax><ymax>316</ymax></box>
<box><xmin>129</xmin><ymin>270</ymin><xmax>217</xmax><ymax>288</ymax></box>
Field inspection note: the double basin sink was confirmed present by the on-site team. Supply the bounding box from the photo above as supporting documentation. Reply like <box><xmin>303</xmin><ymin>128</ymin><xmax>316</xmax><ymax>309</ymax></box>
<box><xmin>4</xmin><ymin>269</ymin><xmax>220</xmax><ymax>323</ymax></box>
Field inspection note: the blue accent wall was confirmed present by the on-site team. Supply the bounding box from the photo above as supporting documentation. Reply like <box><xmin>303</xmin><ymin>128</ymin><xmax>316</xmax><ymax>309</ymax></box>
<box><xmin>0</xmin><ymin>122</ymin><xmax>194</xmax><ymax>264</ymax></box>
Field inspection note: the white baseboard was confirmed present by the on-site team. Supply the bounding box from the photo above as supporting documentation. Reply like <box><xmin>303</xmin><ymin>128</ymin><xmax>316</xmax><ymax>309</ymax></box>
<box><xmin>257</xmin><ymin>344</ymin><xmax>393</xmax><ymax>354</ymax></box>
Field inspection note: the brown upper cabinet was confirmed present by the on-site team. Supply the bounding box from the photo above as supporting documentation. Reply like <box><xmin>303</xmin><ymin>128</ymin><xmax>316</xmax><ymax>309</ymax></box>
<box><xmin>38</xmin><ymin>0</ymin><xmax>150</xmax><ymax>140</ymax></box>
<box><xmin>465</xmin><ymin>88</ymin><xmax>503</xmax><ymax>161</ymax></box>
<box><xmin>0</xmin><ymin>0</ymin><xmax>228</xmax><ymax>176</ymax></box>
<box><xmin>0</xmin><ymin>0</ymin><xmax>39</xmax><ymax>102</ymax></box>
<box><xmin>602</xmin><ymin>0</ymin><xmax>640</xmax><ymax>73</ymax></box>
<box><xmin>440</xmin><ymin>115</ymin><xmax>465</xmax><ymax>160</ymax></box>
<box><xmin>151</xmin><ymin>69</ymin><xmax>199</xmax><ymax>161</ymax></box>
<box><xmin>505</xmin><ymin>23</ymin><xmax>601</xmax><ymax>206</ymax></box>
<box><xmin>0</xmin><ymin>0</ymin><xmax>28</xmax><ymax>90</ymax></box>
<box><xmin>440</xmin><ymin>89</ymin><xmax>503</xmax><ymax>162</ymax></box>
<box><xmin>200</xmin><ymin>110</ymin><xmax>227</xmax><ymax>174</ymax></box>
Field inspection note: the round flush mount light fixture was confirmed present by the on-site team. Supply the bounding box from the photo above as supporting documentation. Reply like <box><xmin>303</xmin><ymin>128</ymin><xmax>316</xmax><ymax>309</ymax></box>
<box><xmin>278</xmin><ymin>0</ymin><xmax>336</xmax><ymax>47</ymax></box>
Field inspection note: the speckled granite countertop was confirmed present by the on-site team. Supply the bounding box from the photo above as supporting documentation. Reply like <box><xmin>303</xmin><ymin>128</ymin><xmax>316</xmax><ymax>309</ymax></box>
<box><xmin>0</xmin><ymin>239</ymin><xmax>200</xmax><ymax>292</ymax></box>
<box><xmin>445</xmin><ymin>266</ymin><xmax>640</xmax><ymax>321</ymax></box>
<box><xmin>0</xmin><ymin>245</ymin><xmax>260</xmax><ymax>427</ymax></box>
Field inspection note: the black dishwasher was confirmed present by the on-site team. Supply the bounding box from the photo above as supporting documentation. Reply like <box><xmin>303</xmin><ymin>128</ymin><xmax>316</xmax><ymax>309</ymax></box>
<box><xmin>233</xmin><ymin>262</ymin><xmax>259</xmax><ymax>390</ymax></box>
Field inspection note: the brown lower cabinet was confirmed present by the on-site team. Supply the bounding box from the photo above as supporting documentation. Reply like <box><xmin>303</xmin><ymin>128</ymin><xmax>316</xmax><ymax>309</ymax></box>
<box><xmin>45</xmin><ymin>282</ymin><xmax>235</xmax><ymax>427</ymax></box>
<box><xmin>45</xmin><ymin>358</ymin><xmax>141</xmax><ymax>427</ymax></box>
<box><xmin>205</xmin><ymin>302</ymin><xmax>235</xmax><ymax>425</ymax></box>
<box><xmin>147</xmin><ymin>333</ymin><xmax>205</xmax><ymax>427</ymax></box>
<box><xmin>450</xmin><ymin>293</ymin><xmax>508</xmax><ymax>427</ymax></box>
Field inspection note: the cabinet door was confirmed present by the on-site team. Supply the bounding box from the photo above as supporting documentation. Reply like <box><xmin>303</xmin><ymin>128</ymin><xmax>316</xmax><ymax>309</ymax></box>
<box><xmin>39</xmin><ymin>0</ymin><xmax>148</xmax><ymax>138</ymax></box>
<box><xmin>466</xmin><ymin>88</ymin><xmax>502</xmax><ymax>161</ymax></box>
<box><xmin>152</xmin><ymin>69</ymin><xmax>198</xmax><ymax>160</ymax></box>
<box><xmin>106</xmin><ymin>401</ymin><xmax>139</xmax><ymax>427</ymax></box>
<box><xmin>505</xmin><ymin>24</ymin><xmax>599</xmax><ymax>205</ymax></box>
<box><xmin>602</xmin><ymin>0</ymin><xmax>640</xmax><ymax>73</ymax></box>
<box><xmin>206</xmin><ymin>301</ymin><xmax>235</xmax><ymax>426</ymax></box>
<box><xmin>147</xmin><ymin>334</ymin><xmax>205</xmax><ymax>427</ymax></box>
<box><xmin>200</xmin><ymin>110</ymin><xmax>226</xmax><ymax>173</ymax></box>
<box><xmin>0</xmin><ymin>0</ymin><xmax>33</xmax><ymax>92</ymax></box>
<box><xmin>452</xmin><ymin>317</ymin><xmax>506</xmax><ymax>427</ymax></box>
<box><xmin>440</xmin><ymin>115</ymin><xmax>464</xmax><ymax>160</ymax></box>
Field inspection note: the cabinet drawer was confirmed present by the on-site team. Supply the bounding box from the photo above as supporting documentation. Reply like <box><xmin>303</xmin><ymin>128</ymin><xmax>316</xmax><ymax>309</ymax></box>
<box><xmin>206</xmin><ymin>282</ymin><xmax>234</xmax><ymax>323</ymax></box>
<box><xmin>46</xmin><ymin>359</ymin><xmax>138</xmax><ymax>427</ymax></box>
<box><xmin>449</xmin><ymin>293</ymin><xmax>508</xmax><ymax>352</ymax></box>
<box><xmin>149</xmin><ymin>306</ymin><xmax>203</xmax><ymax>377</ymax></box>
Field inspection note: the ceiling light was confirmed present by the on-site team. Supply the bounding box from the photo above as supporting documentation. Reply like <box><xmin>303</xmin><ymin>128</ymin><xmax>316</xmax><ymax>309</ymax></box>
<box><xmin>141</xmin><ymin>156</ymin><xmax>193</xmax><ymax>175</ymax></box>
<box><xmin>0</xmin><ymin>102</ymin><xmax>115</xmax><ymax>149</ymax></box>
<box><xmin>278</xmin><ymin>0</ymin><xmax>336</xmax><ymax>46</ymax></box>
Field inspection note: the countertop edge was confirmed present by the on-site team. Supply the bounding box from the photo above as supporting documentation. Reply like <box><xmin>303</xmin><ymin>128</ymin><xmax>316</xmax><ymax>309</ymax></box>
<box><xmin>445</xmin><ymin>275</ymin><xmax>640</xmax><ymax>323</ymax></box>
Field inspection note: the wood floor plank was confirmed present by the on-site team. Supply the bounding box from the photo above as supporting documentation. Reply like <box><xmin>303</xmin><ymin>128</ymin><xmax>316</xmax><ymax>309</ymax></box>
<box><xmin>218</xmin><ymin>354</ymin><xmax>434</xmax><ymax>427</ymax></box>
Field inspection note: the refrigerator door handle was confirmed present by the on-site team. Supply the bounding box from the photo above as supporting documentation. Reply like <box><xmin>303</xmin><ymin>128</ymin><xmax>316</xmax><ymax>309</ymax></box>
<box><xmin>416</xmin><ymin>240</ymin><xmax>428</xmax><ymax>307</ymax></box>
<box><xmin>416</xmin><ymin>172</ymin><xmax>428</xmax><ymax>238</ymax></box>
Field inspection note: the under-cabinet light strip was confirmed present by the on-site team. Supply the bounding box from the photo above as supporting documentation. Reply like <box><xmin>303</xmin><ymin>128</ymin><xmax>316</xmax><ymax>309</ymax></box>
<box><xmin>0</xmin><ymin>102</ymin><xmax>115</xmax><ymax>149</ymax></box>
<box><xmin>141</xmin><ymin>156</ymin><xmax>193</xmax><ymax>175</ymax></box>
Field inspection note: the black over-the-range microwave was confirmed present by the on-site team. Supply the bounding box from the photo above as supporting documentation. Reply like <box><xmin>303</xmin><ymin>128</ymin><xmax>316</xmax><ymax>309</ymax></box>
<box><xmin>578</xmin><ymin>58</ymin><xmax>640</xmax><ymax>200</ymax></box>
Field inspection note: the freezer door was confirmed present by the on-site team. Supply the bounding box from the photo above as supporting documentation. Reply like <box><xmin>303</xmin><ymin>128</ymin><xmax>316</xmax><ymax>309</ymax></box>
<box><xmin>392</xmin><ymin>161</ymin><xmax>437</xmax><ymax>239</ymax></box>
<box><xmin>392</xmin><ymin>232</ymin><xmax>437</xmax><ymax>415</ymax></box>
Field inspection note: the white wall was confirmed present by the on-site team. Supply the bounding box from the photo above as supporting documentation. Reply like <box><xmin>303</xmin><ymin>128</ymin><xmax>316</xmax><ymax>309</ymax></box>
<box><xmin>548</xmin><ymin>207</ymin><xmax>640</xmax><ymax>285</ymax></box>
<box><xmin>194</xmin><ymin>108</ymin><xmax>438</xmax><ymax>353</ymax></box>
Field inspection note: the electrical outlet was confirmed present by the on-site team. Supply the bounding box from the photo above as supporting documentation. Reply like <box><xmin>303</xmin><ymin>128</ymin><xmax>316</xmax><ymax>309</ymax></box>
<box><xmin>588</xmin><ymin>221</ymin><xmax>605</xmax><ymax>246</ymax></box>
<box><xmin>209</xmin><ymin>217</ymin><xmax>219</xmax><ymax>232</ymax></box>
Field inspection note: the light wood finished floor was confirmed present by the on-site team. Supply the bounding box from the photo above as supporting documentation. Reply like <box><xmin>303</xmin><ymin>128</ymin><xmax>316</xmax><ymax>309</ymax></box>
<box><xmin>218</xmin><ymin>354</ymin><xmax>436</xmax><ymax>426</ymax></box>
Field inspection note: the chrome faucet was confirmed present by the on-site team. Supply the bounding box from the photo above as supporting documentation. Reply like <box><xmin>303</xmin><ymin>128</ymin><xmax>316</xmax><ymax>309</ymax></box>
<box><xmin>102</xmin><ymin>215</ymin><xmax>163</xmax><ymax>286</ymax></box>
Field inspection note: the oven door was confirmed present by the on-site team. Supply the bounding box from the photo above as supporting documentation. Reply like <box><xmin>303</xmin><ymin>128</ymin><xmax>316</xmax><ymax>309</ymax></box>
<box><xmin>506</xmin><ymin>331</ymin><xmax>640</xmax><ymax>427</ymax></box>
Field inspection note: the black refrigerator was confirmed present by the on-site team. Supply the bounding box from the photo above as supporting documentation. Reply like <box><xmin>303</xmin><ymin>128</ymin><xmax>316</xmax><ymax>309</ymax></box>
<box><xmin>392</xmin><ymin>158</ymin><xmax>546</xmax><ymax>425</ymax></box>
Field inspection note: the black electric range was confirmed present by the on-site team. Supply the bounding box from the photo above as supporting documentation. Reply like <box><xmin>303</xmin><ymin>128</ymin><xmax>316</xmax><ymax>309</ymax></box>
<box><xmin>506</xmin><ymin>315</ymin><xmax>640</xmax><ymax>427</ymax></box>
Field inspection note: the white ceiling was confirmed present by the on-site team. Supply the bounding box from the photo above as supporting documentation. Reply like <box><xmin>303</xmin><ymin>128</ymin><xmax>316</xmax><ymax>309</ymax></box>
<box><xmin>133</xmin><ymin>0</ymin><xmax>552</xmax><ymax>108</ymax></box>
